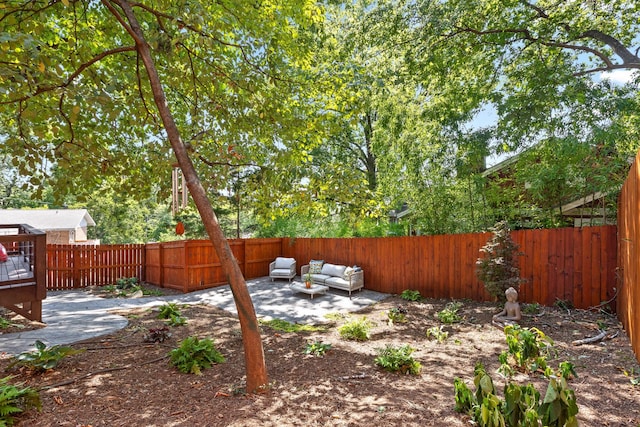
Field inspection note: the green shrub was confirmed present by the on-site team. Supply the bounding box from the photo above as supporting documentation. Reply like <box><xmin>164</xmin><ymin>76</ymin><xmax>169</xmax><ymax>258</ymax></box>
<box><xmin>400</xmin><ymin>289</ymin><xmax>421</xmax><ymax>301</ymax></box>
<box><xmin>476</xmin><ymin>221</ymin><xmax>524</xmax><ymax>301</ymax></box>
<box><xmin>8</xmin><ymin>340</ymin><xmax>84</xmax><ymax>372</ymax></box>
<box><xmin>0</xmin><ymin>376</ymin><xmax>41</xmax><ymax>426</ymax></box>
<box><xmin>338</xmin><ymin>317</ymin><xmax>373</xmax><ymax>341</ymax></box>
<box><xmin>437</xmin><ymin>302</ymin><xmax>463</xmax><ymax>324</ymax></box>
<box><xmin>501</xmin><ymin>325</ymin><xmax>554</xmax><ymax>374</ymax></box>
<box><xmin>374</xmin><ymin>345</ymin><xmax>421</xmax><ymax>375</ymax></box>
<box><xmin>169</xmin><ymin>337</ymin><xmax>225</xmax><ymax>375</ymax></box>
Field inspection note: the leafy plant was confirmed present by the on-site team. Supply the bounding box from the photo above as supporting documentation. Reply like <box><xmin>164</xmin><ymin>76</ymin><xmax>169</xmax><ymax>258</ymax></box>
<box><xmin>142</xmin><ymin>288</ymin><xmax>164</xmax><ymax>297</ymax></box>
<box><xmin>476</xmin><ymin>221</ymin><xmax>524</xmax><ymax>301</ymax></box>
<box><xmin>374</xmin><ymin>345</ymin><xmax>421</xmax><ymax>375</ymax></box>
<box><xmin>557</xmin><ymin>361</ymin><xmax>578</xmax><ymax>380</ymax></box>
<box><xmin>503</xmin><ymin>383</ymin><xmax>540</xmax><ymax>427</ymax></box>
<box><xmin>338</xmin><ymin>317</ymin><xmax>373</xmax><ymax>341</ymax></box>
<box><xmin>116</xmin><ymin>277</ymin><xmax>139</xmax><ymax>290</ymax></box>
<box><xmin>0</xmin><ymin>376</ymin><xmax>41</xmax><ymax>426</ymax></box>
<box><xmin>522</xmin><ymin>302</ymin><xmax>541</xmax><ymax>315</ymax></box>
<box><xmin>400</xmin><ymin>289</ymin><xmax>421</xmax><ymax>301</ymax></box>
<box><xmin>554</xmin><ymin>299</ymin><xmax>574</xmax><ymax>311</ymax></box>
<box><xmin>538</xmin><ymin>375</ymin><xmax>579</xmax><ymax>427</ymax></box>
<box><xmin>437</xmin><ymin>301</ymin><xmax>463</xmax><ymax>324</ymax></box>
<box><xmin>8</xmin><ymin>340</ymin><xmax>84</xmax><ymax>372</ymax></box>
<box><xmin>502</xmin><ymin>325</ymin><xmax>554</xmax><ymax>373</ymax></box>
<box><xmin>0</xmin><ymin>318</ymin><xmax>19</xmax><ymax>330</ymax></box>
<box><xmin>166</xmin><ymin>314</ymin><xmax>187</xmax><ymax>327</ymax></box>
<box><xmin>455</xmin><ymin>362</ymin><xmax>579</xmax><ymax>427</ymax></box>
<box><xmin>426</xmin><ymin>325</ymin><xmax>449</xmax><ymax>343</ymax></box>
<box><xmin>304</xmin><ymin>341</ymin><xmax>332</xmax><ymax>356</ymax></box>
<box><xmin>157</xmin><ymin>303</ymin><xmax>182</xmax><ymax>320</ymax></box>
<box><xmin>387</xmin><ymin>306</ymin><xmax>408</xmax><ymax>325</ymax></box>
<box><xmin>169</xmin><ymin>337</ymin><xmax>225</xmax><ymax>375</ymax></box>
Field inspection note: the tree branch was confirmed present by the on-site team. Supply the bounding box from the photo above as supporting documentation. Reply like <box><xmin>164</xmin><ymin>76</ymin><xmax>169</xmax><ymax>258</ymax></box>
<box><xmin>0</xmin><ymin>46</ymin><xmax>136</xmax><ymax>105</ymax></box>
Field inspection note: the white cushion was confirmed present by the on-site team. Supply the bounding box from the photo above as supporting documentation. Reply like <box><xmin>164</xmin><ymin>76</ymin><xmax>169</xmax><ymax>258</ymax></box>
<box><xmin>320</xmin><ymin>263</ymin><xmax>346</xmax><ymax>278</ymax></box>
<box><xmin>342</xmin><ymin>267</ymin><xmax>354</xmax><ymax>280</ymax></box>
<box><xmin>274</xmin><ymin>257</ymin><xmax>295</xmax><ymax>269</ymax></box>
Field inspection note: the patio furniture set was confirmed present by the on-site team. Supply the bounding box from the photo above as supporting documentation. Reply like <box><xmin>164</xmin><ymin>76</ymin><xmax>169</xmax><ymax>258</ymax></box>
<box><xmin>269</xmin><ymin>257</ymin><xmax>364</xmax><ymax>299</ymax></box>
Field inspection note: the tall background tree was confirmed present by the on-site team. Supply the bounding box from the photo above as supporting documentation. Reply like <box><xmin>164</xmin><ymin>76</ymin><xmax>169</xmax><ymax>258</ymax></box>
<box><xmin>359</xmin><ymin>0</ymin><xmax>640</xmax><ymax>232</ymax></box>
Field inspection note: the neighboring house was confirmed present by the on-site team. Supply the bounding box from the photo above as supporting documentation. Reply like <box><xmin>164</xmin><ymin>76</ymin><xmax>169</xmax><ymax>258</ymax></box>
<box><xmin>0</xmin><ymin>209</ymin><xmax>98</xmax><ymax>244</ymax></box>
<box><xmin>481</xmin><ymin>153</ymin><xmax>615</xmax><ymax>227</ymax></box>
<box><xmin>389</xmin><ymin>203</ymin><xmax>419</xmax><ymax>235</ymax></box>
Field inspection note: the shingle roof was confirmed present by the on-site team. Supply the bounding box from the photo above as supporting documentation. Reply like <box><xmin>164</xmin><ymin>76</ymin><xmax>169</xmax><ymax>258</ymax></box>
<box><xmin>0</xmin><ymin>209</ymin><xmax>96</xmax><ymax>231</ymax></box>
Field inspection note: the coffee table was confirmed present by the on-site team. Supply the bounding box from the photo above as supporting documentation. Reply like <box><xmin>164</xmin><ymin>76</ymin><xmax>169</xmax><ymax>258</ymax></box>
<box><xmin>290</xmin><ymin>281</ymin><xmax>329</xmax><ymax>299</ymax></box>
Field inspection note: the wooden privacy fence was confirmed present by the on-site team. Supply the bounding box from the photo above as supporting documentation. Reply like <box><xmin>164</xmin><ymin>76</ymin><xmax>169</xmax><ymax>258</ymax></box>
<box><xmin>618</xmin><ymin>152</ymin><xmax>640</xmax><ymax>364</ymax></box>
<box><xmin>282</xmin><ymin>225</ymin><xmax>617</xmax><ymax>310</ymax></box>
<box><xmin>145</xmin><ymin>238</ymin><xmax>283</xmax><ymax>292</ymax></box>
<box><xmin>45</xmin><ymin>229</ymin><xmax>616</xmax><ymax>310</ymax></box>
<box><xmin>47</xmin><ymin>244</ymin><xmax>145</xmax><ymax>290</ymax></box>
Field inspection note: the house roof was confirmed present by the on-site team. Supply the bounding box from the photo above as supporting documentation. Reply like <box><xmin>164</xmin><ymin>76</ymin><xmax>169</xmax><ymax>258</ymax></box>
<box><xmin>0</xmin><ymin>209</ymin><xmax>96</xmax><ymax>231</ymax></box>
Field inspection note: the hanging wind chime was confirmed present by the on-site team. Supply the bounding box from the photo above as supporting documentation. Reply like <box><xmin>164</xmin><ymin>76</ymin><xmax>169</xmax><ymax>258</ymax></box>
<box><xmin>172</xmin><ymin>166</ymin><xmax>188</xmax><ymax>235</ymax></box>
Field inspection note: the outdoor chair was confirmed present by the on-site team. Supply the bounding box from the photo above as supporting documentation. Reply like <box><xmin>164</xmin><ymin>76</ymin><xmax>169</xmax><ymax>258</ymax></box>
<box><xmin>269</xmin><ymin>257</ymin><xmax>297</xmax><ymax>282</ymax></box>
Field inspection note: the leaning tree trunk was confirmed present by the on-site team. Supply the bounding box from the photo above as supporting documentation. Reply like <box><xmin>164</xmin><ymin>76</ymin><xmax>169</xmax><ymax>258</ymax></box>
<box><xmin>106</xmin><ymin>0</ymin><xmax>268</xmax><ymax>392</ymax></box>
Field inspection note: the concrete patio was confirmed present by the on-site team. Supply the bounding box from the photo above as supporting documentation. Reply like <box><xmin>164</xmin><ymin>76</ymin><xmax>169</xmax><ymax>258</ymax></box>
<box><xmin>0</xmin><ymin>277</ymin><xmax>388</xmax><ymax>356</ymax></box>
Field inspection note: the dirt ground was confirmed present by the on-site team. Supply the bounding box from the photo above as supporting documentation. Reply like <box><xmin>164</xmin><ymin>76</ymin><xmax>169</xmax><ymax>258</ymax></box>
<box><xmin>1</xmin><ymin>285</ymin><xmax>640</xmax><ymax>427</ymax></box>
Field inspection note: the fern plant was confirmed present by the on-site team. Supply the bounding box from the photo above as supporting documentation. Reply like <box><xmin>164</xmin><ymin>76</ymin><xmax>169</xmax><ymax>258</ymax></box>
<box><xmin>169</xmin><ymin>337</ymin><xmax>225</xmax><ymax>375</ymax></box>
<box><xmin>0</xmin><ymin>376</ymin><xmax>41</xmax><ymax>426</ymax></box>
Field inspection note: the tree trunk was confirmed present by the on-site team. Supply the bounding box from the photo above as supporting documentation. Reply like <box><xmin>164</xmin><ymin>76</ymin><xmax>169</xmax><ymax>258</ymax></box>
<box><xmin>106</xmin><ymin>0</ymin><xmax>268</xmax><ymax>393</ymax></box>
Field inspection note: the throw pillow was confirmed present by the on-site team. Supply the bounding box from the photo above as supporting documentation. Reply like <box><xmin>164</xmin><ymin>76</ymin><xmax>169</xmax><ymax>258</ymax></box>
<box><xmin>342</xmin><ymin>267</ymin><xmax>354</xmax><ymax>280</ymax></box>
<box><xmin>309</xmin><ymin>260</ymin><xmax>324</xmax><ymax>274</ymax></box>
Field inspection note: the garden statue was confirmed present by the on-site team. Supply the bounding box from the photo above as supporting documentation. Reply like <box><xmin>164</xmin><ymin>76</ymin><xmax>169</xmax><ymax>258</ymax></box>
<box><xmin>492</xmin><ymin>287</ymin><xmax>521</xmax><ymax>327</ymax></box>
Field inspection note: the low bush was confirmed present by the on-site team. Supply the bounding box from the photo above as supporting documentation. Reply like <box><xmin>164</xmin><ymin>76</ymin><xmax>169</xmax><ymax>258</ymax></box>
<box><xmin>374</xmin><ymin>345</ymin><xmax>421</xmax><ymax>375</ymax></box>
<box><xmin>169</xmin><ymin>337</ymin><xmax>225</xmax><ymax>375</ymax></box>
<box><xmin>338</xmin><ymin>317</ymin><xmax>373</xmax><ymax>341</ymax></box>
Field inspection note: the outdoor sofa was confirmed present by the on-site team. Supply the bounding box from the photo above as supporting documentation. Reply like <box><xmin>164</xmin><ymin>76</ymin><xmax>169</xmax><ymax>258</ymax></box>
<box><xmin>300</xmin><ymin>260</ymin><xmax>364</xmax><ymax>296</ymax></box>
